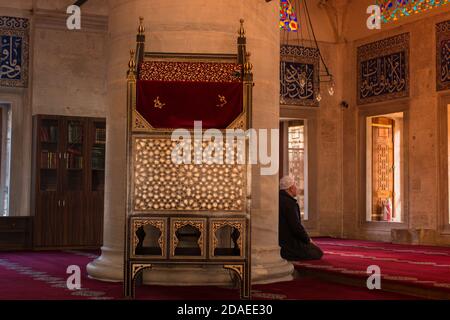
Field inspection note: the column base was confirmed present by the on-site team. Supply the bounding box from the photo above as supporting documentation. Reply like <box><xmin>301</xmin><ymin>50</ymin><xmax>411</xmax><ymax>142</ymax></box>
<box><xmin>251</xmin><ymin>246</ymin><xmax>294</xmax><ymax>284</ymax></box>
<box><xmin>87</xmin><ymin>245</ymin><xmax>294</xmax><ymax>285</ymax></box>
<box><xmin>86</xmin><ymin>246</ymin><xmax>123</xmax><ymax>282</ymax></box>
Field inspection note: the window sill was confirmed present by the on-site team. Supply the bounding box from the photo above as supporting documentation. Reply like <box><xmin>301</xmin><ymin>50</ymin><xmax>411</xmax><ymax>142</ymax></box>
<box><xmin>360</xmin><ymin>220</ymin><xmax>408</xmax><ymax>231</ymax></box>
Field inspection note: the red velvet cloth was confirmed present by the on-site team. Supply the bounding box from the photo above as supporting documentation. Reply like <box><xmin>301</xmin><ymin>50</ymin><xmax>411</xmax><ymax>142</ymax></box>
<box><xmin>137</xmin><ymin>80</ymin><xmax>243</xmax><ymax>129</ymax></box>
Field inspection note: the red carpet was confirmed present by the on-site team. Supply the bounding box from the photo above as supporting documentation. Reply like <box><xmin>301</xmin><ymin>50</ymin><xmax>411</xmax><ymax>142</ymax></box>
<box><xmin>293</xmin><ymin>238</ymin><xmax>450</xmax><ymax>295</ymax></box>
<box><xmin>0</xmin><ymin>250</ymin><xmax>415</xmax><ymax>300</ymax></box>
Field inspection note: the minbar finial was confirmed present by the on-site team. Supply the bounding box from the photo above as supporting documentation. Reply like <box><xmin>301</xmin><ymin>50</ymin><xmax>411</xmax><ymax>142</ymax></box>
<box><xmin>239</xmin><ymin>19</ymin><xmax>245</xmax><ymax>37</ymax></box>
<box><xmin>138</xmin><ymin>17</ymin><xmax>145</xmax><ymax>35</ymax></box>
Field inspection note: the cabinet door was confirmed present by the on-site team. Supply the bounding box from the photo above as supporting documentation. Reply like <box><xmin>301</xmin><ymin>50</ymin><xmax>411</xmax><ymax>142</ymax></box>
<box><xmin>61</xmin><ymin>117</ymin><xmax>87</xmax><ymax>246</ymax></box>
<box><xmin>36</xmin><ymin>116</ymin><xmax>63</xmax><ymax>194</ymax></box>
<box><xmin>34</xmin><ymin>193</ymin><xmax>61</xmax><ymax>247</ymax></box>
<box><xmin>34</xmin><ymin>116</ymin><xmax>64</xmax><ymax>247</ymax></box>
<box><xmin>61</xmin><ymin>118</ymin><xmax>86</xmax><ymax>190</ymax></box>
<box><xmin>34</xmin><ymin>116</ymin><xmax>105</xmax><ymax>248</ymax></box>
<box><xmin>63</xmin><ymin>192</ymin><xmax>85</xmax><ymax>246</ymax></box>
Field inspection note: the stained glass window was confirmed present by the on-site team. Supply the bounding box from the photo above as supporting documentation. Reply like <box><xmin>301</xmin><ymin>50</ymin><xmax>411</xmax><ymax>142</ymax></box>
<box><xmin>280</xmin><ymin>0</ymin><xmax>298</xmax><ymax>31</ymax></box>
<box><xmin>378</xmin><ymin>0</ymin><xmax>450</xmax><ymax>23</ymax></box>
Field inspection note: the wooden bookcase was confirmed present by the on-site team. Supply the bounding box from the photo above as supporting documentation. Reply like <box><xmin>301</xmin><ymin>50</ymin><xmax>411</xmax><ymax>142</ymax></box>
<box><xmin>32</xmin><ymin>115</ymin><xmax>106</xmax><ymax>248</ymax></box>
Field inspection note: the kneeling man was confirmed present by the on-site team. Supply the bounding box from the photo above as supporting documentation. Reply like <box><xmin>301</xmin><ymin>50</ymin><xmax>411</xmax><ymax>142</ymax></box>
<box><xmin>279</xmin><ymin>175</ymin><xmax>323</xmax><ymax>261</ymax></box>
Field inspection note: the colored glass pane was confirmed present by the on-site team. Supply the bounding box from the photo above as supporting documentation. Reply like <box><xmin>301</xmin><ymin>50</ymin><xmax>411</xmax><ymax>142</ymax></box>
<box><xmin>280</xmin><ymin>0</ymin><xmax>298</xmax><ymax>31</ymax></box>
<box><xmin>377</xmin><ymin>0</ymin><xmax>450</xmax><ymax>23</ymax></box>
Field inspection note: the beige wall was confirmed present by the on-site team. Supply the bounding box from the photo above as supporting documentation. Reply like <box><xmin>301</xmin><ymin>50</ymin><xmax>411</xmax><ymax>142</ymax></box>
<box><xmin>281</xmin><ymin>1</ymin><xmax>450</xmax><ymax>245</ymax></box>
<box><xmin>280</xmin><ymin>38</ymin><xmax>345</xmax><ymax>238</ymax></box>
<box><xmin>32</xmin><ymin>23</ymin><xmax>107</xmax><ymax>116</ymax></box>
<box><xmin>342</xmin><ymin>6</ymin><xmax>450</xmax><ymax>245</ymax></box>
<box><xmin>0</xmin><ymin>0</ymin><xmax>108</xmax><ymax>15</ymax></box>
<box><xmin>0</xmin><ymin>2</ymin><xmax>108</xmax><ymax>216</ymax></box>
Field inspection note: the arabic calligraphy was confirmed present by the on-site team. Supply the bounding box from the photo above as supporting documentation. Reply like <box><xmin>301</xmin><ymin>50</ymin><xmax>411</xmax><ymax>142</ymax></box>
<box><xmin>359</xmin><ymin>52</ymin><xmax>407</xmax><ymax>100</ymax></box>
<box><xmin>440</xmin><ymin>39</ymin><xmax>450</xmax><ymax>84</ymax></box>
<box><xmin>0</xmin><ymin>35</ymin><xmax>22</xmax><ymax>80</ymax></box>
<box><xmin>280</xmin><ymin>45</ymin><xmax>319</xmax><ymax>107</ymax></box>
<box><xmin>0</xmin><ymin>16</ymin><xmax>29</xmax><ymax>88</ymax></box>
<box><xmin>280</xmin><ymin>62</ymin><xmax>315</xmax><ymax>101</ymax></box>
<box><xmin>357</xmin><ymin>33</ymin><xmax>409</xmax><ymax>104</ymax></box>
<box><xmin>437</xmin><ymin>21</ymin><xmax>450</xmax><ymax>91</ymax></box>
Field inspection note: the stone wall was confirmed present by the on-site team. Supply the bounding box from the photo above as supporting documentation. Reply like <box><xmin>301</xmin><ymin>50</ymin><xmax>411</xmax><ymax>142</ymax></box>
<box><xmin>342</xmin><ymin>1</ymin><xmax>450</xmax><ymax>245</ymax></box>
<box><xmin>0</xmin><ymin>1</ymin><xmax>108</xmax><ymax>216</ymax></box>
<box><xmin>280</xmin><ymin>3</ymin><xmax>345</xmax><ymax>238</ymax></box>
<box><xmin>280</xmin><ymin>1</ymin><xmax>450</xmax><ymax>245</ymax></box>
<box><xmin>32</xmin><ymin>16</ymin><xmax>107</xmax><ymax>116</ymax></box>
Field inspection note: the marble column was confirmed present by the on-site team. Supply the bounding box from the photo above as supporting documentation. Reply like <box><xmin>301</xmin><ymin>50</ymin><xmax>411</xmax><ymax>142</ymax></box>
<box><xmin>87</xmin><ymin>0</ymin><xmax>293</xmax><ymax>285</ymax></box>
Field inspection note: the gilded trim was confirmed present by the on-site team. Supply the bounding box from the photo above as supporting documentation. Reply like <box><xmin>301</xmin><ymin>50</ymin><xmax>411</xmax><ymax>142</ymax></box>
<box><xmin>133</xmin><ymin>109</ymin><xmax>153</xmax><ymax>131</ymax></box>
<box><xmin>131</xmin><ymin>218</ymin><xmax>166</xmax><ymax>258</ymax></box>
<box><xmin>211</xmin><ymin>219</ymin><xmax>245</xmax><ymax>259</ymax></box>
<box><xmin>223</xmin><ymin>264</ymin><xmax>244</xmax><ymax>280</ymax></box>
<box><xmin>132</xmin><ymin>263</ymin><xmax>152</xmax><ymax>279</ymax></box>
<box><xmin>171</xmin><ymin>219</ymin><xmax>206</xmax><ymax>258</ymax></box>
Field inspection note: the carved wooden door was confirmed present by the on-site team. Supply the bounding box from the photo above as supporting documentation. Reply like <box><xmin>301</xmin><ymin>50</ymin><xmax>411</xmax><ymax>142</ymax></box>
<box><xmin>372</xmin><ymin>117</ymin><xmax>394</xmax><ymax>221</ymax></box>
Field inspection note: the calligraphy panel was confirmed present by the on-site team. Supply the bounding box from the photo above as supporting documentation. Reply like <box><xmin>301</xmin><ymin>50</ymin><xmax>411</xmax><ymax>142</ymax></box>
<box><xmin>0</xmin><ymin>16</ymin><xmax>29</xmax><ymax>88</ymax></box>
<box><xmin>280</xmin><ymin>45</ymin><xmax>319</xmax><ymax>107</ymax></box>
<box><xmin>357</xmin><ymin>33</ymin><xmax>409</xmax><ymax>105</ymax></box>
<box><xmin>437</xmin><ymin>20</ymin><xmax>450</xmax><ymax>91</ymax></box>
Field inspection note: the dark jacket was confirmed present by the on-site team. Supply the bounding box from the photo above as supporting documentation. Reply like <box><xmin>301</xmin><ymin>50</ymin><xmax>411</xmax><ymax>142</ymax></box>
<box><xmin>279</xmin><ymin>190</ymin><xmax>311</xmax><ymax>247</ymax></box>
<box><xmin>279</xmin><ymin>190</ymin><xmax>323</xmax><ymax>261</ymax></box>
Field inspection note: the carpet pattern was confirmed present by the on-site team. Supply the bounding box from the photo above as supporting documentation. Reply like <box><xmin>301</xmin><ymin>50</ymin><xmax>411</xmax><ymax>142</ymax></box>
<box><xmin>0</xmin><ymin>249</ymin><xmax>416</xmax><ymax>300</ymax></box>
<box><xmin>293</xmin><ymin>238</ymin><xmax>450</xmax><ymax>293</ymax></box>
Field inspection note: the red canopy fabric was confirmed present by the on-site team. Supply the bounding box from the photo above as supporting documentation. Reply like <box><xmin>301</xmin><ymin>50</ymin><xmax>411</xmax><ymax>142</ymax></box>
<box><xmin>136</xmin><ymin>80</ymin><xmax>243</xmax><ymax>129</ymax></box>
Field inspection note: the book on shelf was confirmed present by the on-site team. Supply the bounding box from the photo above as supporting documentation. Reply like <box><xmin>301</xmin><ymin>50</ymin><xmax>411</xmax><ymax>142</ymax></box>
<box><xmin>67</xmin><ymin>154</ymin><xmax>83</xmax><ymax>169</ymax></box>
<box><xmin>91</xmin><ymin>146</ymin><xmax>105</xmax><ymax>155</ymax></box>
<box><xmin>67</xmin><ymin>147</ymin><xmax>82</xmax><ymax>156</ymax></box>
<box><xmin>40</xmin><ymin>126</ymin><xmax>57</xmax><ymax>143</ymax></box>
<box><xmin>92</xmin><ymin>157</ymin><xmax>105</xmax><ymax>170</ymax></box>
<box><xmin>91</xmin><ymin>146</ymin><xmax>105</xmax><ymax>169</ymax></box>
<box><xmin>41</xmin><ymin>150</ymin><xmax>57</xmax><ymax>169</ymax></box>
<box><xmin>91</xmin><ymin>161</ymin><xmax>105</xmax><ymax>170</ymax></box>
<box><xmin>68</xmin><ymin>124</ymin><xmax>83</xmax><ymax>144</ymax></box>
<box><xmin>94</xmin><ymin>128</ymin><xmax>106</xmax><ymax>144</ymax></box>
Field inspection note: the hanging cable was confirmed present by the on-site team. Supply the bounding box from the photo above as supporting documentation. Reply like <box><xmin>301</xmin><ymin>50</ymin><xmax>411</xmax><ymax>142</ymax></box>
<box><xmin>303</xmin><ymin>0</ymin><xmax>331</xmax><ymax>77</ymax></box>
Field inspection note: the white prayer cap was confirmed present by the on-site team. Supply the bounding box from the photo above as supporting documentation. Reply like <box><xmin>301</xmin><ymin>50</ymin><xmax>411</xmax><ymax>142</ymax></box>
<box><xmin>280</xmin><ymin>175</ymin><xmax>295</xmax><ymax>190</ymax></box>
